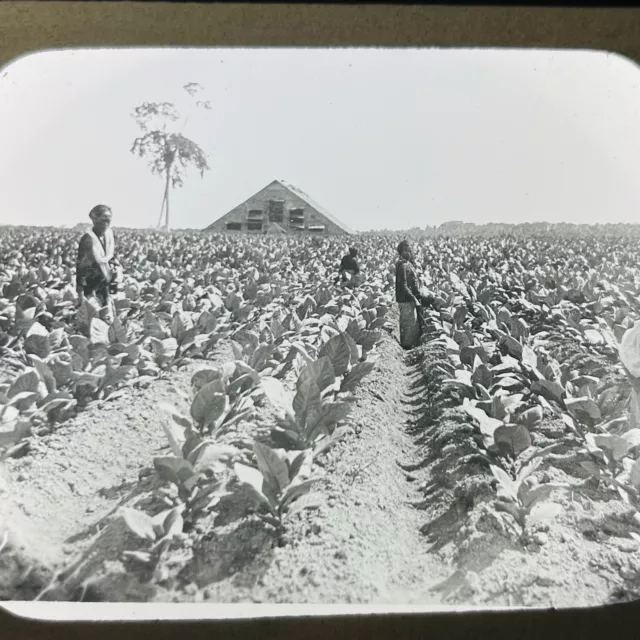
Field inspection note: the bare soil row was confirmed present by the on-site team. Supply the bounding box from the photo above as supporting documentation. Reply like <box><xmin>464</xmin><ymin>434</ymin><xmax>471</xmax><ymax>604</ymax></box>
<box><xmin>2</xmin><ymin>314</ymin><xmax>639</xmax><ymax>607</ymax></box>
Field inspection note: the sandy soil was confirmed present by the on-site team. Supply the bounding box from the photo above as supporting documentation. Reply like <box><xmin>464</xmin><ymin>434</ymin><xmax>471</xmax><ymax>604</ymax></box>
<box><xmin>2</xmin><ymin>312</ymin><xmax>640</xmax><ymax>607</ymax></box>
<box><xmin>0</xmin><ymin>342</ymin><xmax>234</xmax><ymax>600</ymax></box>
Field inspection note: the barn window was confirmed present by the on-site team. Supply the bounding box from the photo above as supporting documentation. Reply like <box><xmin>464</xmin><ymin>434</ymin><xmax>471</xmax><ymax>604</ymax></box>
<box><xmin>268</xmin><ymin>200</ymin><xmax>284</xmax><ymax>223</ymax></box>
<box><xmin>248</xmin><ymin>209</ymin><xmax>264</xmax><ymax>220</ymax></box>
<box><xmin>289</xmin><ymin>208</ymin><xmax>305</xmax><ymax>226</ymax></box>
<box><xmin>308</xmin><ymin>225</ymin><xmax>325</xmax><ymax>233</ymax></box>
<box><xmin>247</xmin><ymin>221</ymin><xmax>263</xmax><ymax>231</ymax></box>
<box><xmin>226</xmin><ymin>222</ymin><xmax>242</xmax><ymax>231</ymax></box>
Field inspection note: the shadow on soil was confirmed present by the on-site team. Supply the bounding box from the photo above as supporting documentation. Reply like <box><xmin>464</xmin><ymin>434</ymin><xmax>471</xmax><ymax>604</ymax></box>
<box><xmin>397</xmin><ymin>331</ymin><xmax>517</xmax><ymax>602</ymax></box>
<box><xmin>41</xmin><ymin>481</ymin><xmax>282</xmax><ymax>602</ymax></box>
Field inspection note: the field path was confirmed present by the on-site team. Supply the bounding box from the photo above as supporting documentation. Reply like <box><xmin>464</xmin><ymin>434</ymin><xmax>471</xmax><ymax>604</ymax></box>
<box><xmin>193</xmin><ymin>320</ymin><xmax>450</xmax><ymax>604</ymax></box>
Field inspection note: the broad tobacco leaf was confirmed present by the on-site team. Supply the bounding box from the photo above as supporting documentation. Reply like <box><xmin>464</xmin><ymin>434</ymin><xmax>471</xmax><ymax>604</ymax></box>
<box><xmin>501</xmin><ymin>336</ymin><xmax>523</xmax><ymax>360</ymax></box>
<box><xmin>531</xmin><ymin>380</ymin><xmax>565</xmax><ymax>405</ymax></box>
<box><xmin>191</xmin><ymin>369</ymin><xmax>226</xmax><ymax>394</ymax></box>
<box><xmin>190</xmin><ymin>380</ymin><xmax>228</xmax><ymax>429</ymax></box>
<box><xmin>248</xmin><ymin>344</ymin><xmax>276</xmax><ymax>372</ymax></box>
<box><xmin>305</xmin><ymin>401</ymin><xmax>352</xmax><ymax>441</ymax></box>
<box><xmin>341</xmin><ymin>361</ymin><xmax>375</xmax><ymax>393</ymax></box>
<box><xmin>287</xmin><ymin>448</ymin><xmax>313</xmax><ymax>481</ymax></box>
<box><xmin>565</xmin><ymin>397</ymin><xmax>601</xmax><ymax>422</ymax></box>
<box><xmin>120</xmin><ymin>507</ymin><xmax>157</xmax><ymax>541</ymax></box>
<box><xmin>7</xmin><ymin>369</ymin><xmax>40</xmax><ymax>398</ymax></box>
<box><xmin>490</xmin><ymin>464</ymin><xmax>518</xmax><ymax>501</ymax></box>
<box><xmin>620</xmin><ymin>323</ymin><xmax>640</xmax><ymax>378</ymax></box>
<box><xmin>444</xmin><ymin>370</ymin><xmax>473</xmax><ymax>389</ymax></box>
<box><xmin>90</xmin><ymin>318</ymin><xmax>111</xmax><ymax>345</ymax></box>
<box><xmin>0</xmin><ymin>418</ymin><xmax>31</xmax><ymax>448</ymax></box>
<box><xmin>521</xmin><ymin>345</ymin><xmax>538</xmax><ymax>370</ymax></box>
<box><xmin>495</xmin><ymin>393</ymin><xmax>525</xmax><ymax>419</ymax></box>
<box><xmin>463</xmin><ymin>403</ymin><xmax>502</xmax><ymax>438</ymax></box>
<box><xmin>471</xmin><ymin>364</ymin><xmax>494</xmax><ymax>389</ymax></box>
<box><xmin>593</xmin><ymin>434</ymin><xmax>632</xmax><ymax>462</ymax></box>
<box><xmin>24</xmin><ymin>322</ymin><xmax>51</xmax><ymax>359</ymax></box>
<box><xmin>494</xmin><ymin>424</ymin><xmax>532</xmax><ymax>457</ymax></box>
<box><xmin>253</xmin><ymin>442</ymin><xmax>290</xmax><ymax>495</ymax></box>
<box><xmin>171</xmin><ymin>312</ymin><xmax>193</xmax><ymax>343</ymax></box>
<box><xmin>293</xmin><ymin>378</ymin><xmax>322</xmax><ymax>427</ymax></box>
<box><xmin>154</xmin><ymin>456</ymin><xmax>195</xmax><ymax>486</ymax></box>
<box><xmin>297</xmin><ymin>357</ymin><xmax>336</xmax><ymax>395</ymax></box>
<box><xmin>313</xmin><ymin>425</ymin><xmax>350</xmax><ymax>457</ymax></box>
<box><xmin>281</xmin><ymin>477</ymin><xmax>322</xmax><ymax>511</ymax></box>
<box><xmin>155</xmin><ymin>507</ymin><xmax>184</xmax><ymax>539</ymax></box>
<box><xmin>69</xmin><ymin>335</ymin><xmax>91</xmax><ymax>369</ymax></box>
<box><xmin>159</xmin><ymin>402</ymin><xmax>190</xmax><ymax>457</ymax></box>
<box><xmin>234</xmin><ymin>462</ymin><xmax>274</xmax><ymax>512</ymax></box>
<box><xmin>318</xmin><ymin>334</ymin><xmax>353</xmax><ymax>377</ymax></box>
<box><xmin>109</xmin><ymin>317</ymin><xmax>128</xmax><ymax>344</ymax></box>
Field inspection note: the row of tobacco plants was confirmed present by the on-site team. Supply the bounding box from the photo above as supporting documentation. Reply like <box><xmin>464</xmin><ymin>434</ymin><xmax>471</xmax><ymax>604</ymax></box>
<box><xmin>411</xmin><ymin>231</ymin><xmax>640</xmax><ymax>547</ymax></box>
<box><xmin>118</xmin><ymin>273</ymin><xmax>392</xmax><ymax>561</ymax></box>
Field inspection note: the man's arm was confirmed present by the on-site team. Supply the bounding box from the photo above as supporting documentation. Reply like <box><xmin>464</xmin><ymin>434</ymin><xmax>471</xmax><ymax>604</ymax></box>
<box><xmin>409</xmin><ymin>273</ymin><xmax>423</xmax><ymax>300</ymax></box>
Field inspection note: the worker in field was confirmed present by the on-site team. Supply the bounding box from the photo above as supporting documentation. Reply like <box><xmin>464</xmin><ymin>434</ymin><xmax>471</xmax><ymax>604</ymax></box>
<box><xmin>395</xmin><ymin>239</ymin><xmax>441</xmax><ymax>349</ymax></box>
<box><xmin>75</xmin><ymin>204</ymin><xmax>123</xmax><ymax>330</ymax></box>
<box><xmin>334</xmin><ymin>246</ymin><xmax>362</xmax><ymax>287</ymax></box>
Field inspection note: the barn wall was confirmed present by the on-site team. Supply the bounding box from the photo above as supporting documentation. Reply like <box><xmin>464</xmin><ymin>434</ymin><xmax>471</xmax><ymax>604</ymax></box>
<box><xmin>206</xmin><ymin>182</ymin><xmax>349</xmax><ymax>235</ymax></box>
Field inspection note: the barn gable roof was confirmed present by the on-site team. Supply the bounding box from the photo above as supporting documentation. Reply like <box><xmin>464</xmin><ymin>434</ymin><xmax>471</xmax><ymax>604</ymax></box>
<box><xmin>274</xmin><ymin>180</ymin><xmax>355</xmax><ymax>235</ymax></box>
<box><xmin>204</xmin><ymin>179</ymin><xmax>355</xmax><ymax>235</ymax></box>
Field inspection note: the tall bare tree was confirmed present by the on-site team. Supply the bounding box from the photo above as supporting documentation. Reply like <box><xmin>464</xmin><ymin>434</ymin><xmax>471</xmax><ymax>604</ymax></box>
<box><xmin>130</xmin><ymin>83</ymin><xmax>211</xmax><ymax>231</ymax></box>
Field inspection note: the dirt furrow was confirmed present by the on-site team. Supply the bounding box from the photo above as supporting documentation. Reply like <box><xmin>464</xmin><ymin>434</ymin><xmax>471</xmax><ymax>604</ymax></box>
<box><xmin>231</xmin><ymin>331</ymin><xmax>448</xmax><ymax>604</ymax></box>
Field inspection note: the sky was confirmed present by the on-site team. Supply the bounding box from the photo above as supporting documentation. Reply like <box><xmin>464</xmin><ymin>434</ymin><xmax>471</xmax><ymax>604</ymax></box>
<box><xmin>0</xmin><ymin>47</ymin><xmax>639</xmax><ymax>232</ymax></box>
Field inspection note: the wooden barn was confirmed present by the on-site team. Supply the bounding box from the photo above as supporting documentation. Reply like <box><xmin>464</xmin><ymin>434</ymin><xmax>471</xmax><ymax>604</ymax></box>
<box><xmin>203</xmin><ymin>180</ymin><xmax>355</xmax><ymax>236</ymax></box>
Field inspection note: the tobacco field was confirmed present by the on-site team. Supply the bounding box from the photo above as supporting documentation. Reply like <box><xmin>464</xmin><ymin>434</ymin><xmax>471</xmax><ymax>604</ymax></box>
<box><xmin>2</xmin><ymin>224</ymin><xmax>640</xmax><ymax>607</ymax></box>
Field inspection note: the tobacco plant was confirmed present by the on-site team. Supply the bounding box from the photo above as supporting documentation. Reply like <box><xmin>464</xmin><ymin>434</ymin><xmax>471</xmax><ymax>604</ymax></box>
<box><xmin>234</xmin><ymin>441</ymin><xmax>323</xmax><ymax>544</ymax></box>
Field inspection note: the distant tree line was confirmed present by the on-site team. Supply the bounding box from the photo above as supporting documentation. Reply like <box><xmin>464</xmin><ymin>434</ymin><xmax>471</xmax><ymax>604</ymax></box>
<box><xmin>359</xmin><ymin>221</ymin><xmax>640</xmax><ymax>239</ymax></box>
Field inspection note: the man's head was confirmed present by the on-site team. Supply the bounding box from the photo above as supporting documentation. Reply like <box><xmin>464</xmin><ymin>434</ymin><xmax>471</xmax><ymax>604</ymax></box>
<box><xmin>89</xmin><ymin>205</ymin><xmax>113</xmax><ymax>234</ymax></box>
<box><xmin>397</xmin><ymin>240</ymin><xmax>413</xmax><ymax>260</ymax></box>
<box><xmin>348</xmin><ymin>247</ymin><xmax>358</xmax><ymax>257</ymax></box>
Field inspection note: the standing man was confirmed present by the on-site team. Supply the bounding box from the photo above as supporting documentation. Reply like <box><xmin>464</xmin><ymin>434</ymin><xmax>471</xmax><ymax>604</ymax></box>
<box><xmin>394</xmin><ymin>240</ymin><xmax>441</xmax><ymax>349</ymax></box>
<box><xmin>76</xmin><ymin>204</ymin><xmax>122</xmax><ymax>329</ymax></box>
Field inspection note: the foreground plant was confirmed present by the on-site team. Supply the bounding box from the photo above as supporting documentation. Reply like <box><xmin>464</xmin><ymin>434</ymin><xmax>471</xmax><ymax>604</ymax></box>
<box><xmin>261</xmin><ymin>360</ymin><xmax>352</xmax><ymax>453</ymax></box>
<box><xmin>234</xmin><ymin>442</ymin><xmax>324</xmax><ymax>544</ymax></box>
<box><xmin>119</xmin><ymin>505</ymin><xmax>189</xmax><ymax>577</ymax></box>
<box><xmin>490</xmin><ymin>456</ymin><xmax>569</xmax><ymax>544</ymax></box>
<box><xmin>259</xmin><ymin>331</ymin><xmax>377</xmax><ymax>452</ymax></box>
<box><xmin>154</xmin><ymin>402</ymin><xmax>240</xmax><ymax>525</ymax></box>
